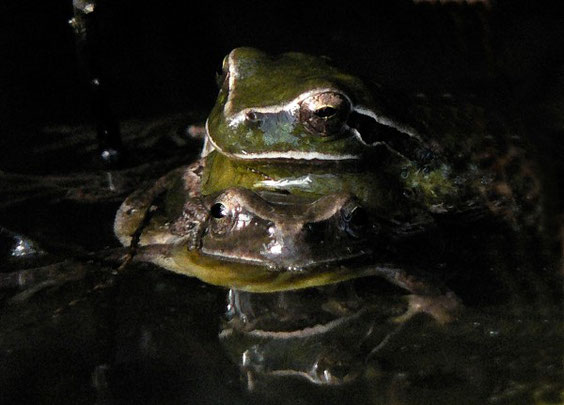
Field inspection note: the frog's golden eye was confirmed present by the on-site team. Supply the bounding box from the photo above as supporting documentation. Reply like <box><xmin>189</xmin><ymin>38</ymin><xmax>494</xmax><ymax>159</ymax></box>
<box><xmin>299</xmin><ymin>92</ymin><xmax>351</xmax><ymax>137</ymax></box>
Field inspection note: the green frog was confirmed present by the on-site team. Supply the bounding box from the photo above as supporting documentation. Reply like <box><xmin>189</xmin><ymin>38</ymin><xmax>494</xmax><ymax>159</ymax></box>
<box><xmin>202</xmin><ymin>48</ymin><xmax>542</xmax><ymax>229</ymax></box>
<box><xmin>201</xmin><ymin>48</ymin><xmax>446</xmax><ymax>220</ymax></box>
<box><xmin>204</xmin><ymin>47</ymin><xmax>422</xmax><ymax>162</ymax></box>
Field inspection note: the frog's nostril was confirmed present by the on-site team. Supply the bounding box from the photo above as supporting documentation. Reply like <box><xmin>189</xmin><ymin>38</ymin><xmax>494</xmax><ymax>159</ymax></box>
<box><xmin>245</xmin><ymin>111</ymin><xmax>260</xmax><ymax>122</ymax></box>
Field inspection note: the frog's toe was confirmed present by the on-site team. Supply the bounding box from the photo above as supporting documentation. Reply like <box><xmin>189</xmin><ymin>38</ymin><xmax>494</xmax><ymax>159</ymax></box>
<box><xmin>186</xmin><ymin>124</ymin><xmax>206</xmax><ymax>140</ymax></box>
<box><xmin>393</xmin><ymin>291</ymin><xmax>462</xmax><ymax>325</ymax></box>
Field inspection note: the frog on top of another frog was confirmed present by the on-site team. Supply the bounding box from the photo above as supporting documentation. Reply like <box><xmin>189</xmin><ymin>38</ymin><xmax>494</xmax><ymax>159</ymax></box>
<box><xmin>203</xmin><ymin>48</ymin><xmax>543</xmax><ymax>229</ymax></box>
<box><xmin>201</xmin><ymin>48</ymin><xmax>441</xmax><ymax>219</ymax></box>
<box><xmin>204</xmin><ymin>47</ymin><xmax>422</xmax><ymax>161</ymax></box>
<box><xmin>204</xmin><ymin>48</ymin><xmax>481</xmax><ymax>220</ymax></box>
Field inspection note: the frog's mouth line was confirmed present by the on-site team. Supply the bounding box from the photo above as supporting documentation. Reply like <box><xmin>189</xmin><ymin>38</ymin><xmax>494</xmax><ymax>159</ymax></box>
<box><xmin>199</xmin><ymin>246</ymin><xmax>372</xmax><ymax>271</ymax></box>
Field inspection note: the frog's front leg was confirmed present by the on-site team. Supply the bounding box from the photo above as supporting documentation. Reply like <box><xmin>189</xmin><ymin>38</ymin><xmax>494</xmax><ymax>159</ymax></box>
<box><xmin>114</xmin><ymin>158</ymin><xmax>206</xmax><ymax>251</ymax></box>
<box><xmin>186</xmin><ymin>124</ymin><xmax>207</xmax><ymax>141</ymax></box>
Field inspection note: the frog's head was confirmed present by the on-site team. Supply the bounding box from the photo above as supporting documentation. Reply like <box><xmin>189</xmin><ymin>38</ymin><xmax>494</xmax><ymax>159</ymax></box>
<box><xmin>199</xmin><ymin>188</ymin><xmax>373</xmax><ymax>270</ymax></box>
<box><xmin>205</xmin><ymin>47</ymin><xmax>421</xmax><ymax>162</ymax></box>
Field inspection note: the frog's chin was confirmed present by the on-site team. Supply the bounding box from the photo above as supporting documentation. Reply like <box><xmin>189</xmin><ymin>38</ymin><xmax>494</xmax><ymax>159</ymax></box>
<box><xmin>134</xmin><ymin>245</ymin><xmax>406</xmax><ymax>293</ymax></box>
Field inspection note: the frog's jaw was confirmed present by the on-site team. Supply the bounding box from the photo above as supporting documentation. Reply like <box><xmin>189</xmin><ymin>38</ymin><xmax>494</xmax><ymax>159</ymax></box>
<box><xmin>137</xmin><ymin>245</ymin><xmax>405</xmax><ymax>293</ymax></box>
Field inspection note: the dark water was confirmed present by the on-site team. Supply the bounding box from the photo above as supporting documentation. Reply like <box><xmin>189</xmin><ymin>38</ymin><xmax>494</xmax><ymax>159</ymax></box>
<box><xmin>0</xmin><ymin>115</ymin><xmax>561</xmax><ymax>405</ymax></box>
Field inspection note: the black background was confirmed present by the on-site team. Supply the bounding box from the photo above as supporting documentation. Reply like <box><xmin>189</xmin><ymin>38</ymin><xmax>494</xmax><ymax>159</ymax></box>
<box><xmin>1</xmin><ymin>0</ymin><xmax>563</xmax><ymax>129</ymax></box>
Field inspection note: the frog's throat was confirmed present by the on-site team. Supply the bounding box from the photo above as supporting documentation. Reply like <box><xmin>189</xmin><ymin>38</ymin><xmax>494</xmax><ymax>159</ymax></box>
<box><xmin>199</xmin><ymin>247</ymin><xmax>371</xmax><ymax>271</ymax></box>
<box><xmin>142</xmin><ymin>246</ymin><xmax>408</xmax><ymax>293</ymax></box>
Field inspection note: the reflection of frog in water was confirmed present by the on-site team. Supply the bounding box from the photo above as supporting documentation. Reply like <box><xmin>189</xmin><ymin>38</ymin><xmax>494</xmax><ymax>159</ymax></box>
<box><xmin>114</xmin><ymin>48</ymin><xmax>554</xmax><ymax>307</ymax></box>
<box><xmin>219</xmin><ymin>280</ymin><xmax>461</xmax><ymax>389</ymax></box>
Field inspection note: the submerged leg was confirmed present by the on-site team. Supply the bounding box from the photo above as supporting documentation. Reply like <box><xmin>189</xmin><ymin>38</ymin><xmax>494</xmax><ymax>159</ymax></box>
<box><xmin>367</xmin><ymin>264</ymin><xmax>462</xmax><ymax>323</ymax></box>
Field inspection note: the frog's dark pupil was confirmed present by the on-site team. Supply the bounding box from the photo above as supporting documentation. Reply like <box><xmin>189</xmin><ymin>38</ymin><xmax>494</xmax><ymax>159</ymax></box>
<box><xmin>211</xmin><ymin>203</ymin><xmax>227</xmax><ymax>219</ymax></box>
<box><xmin>315</xmin><ymin>106</ymin><xmax>337</xmax><ymax>119</ymax></box>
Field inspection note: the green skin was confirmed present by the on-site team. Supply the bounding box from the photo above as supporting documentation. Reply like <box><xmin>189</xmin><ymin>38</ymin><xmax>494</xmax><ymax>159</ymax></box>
<box><xmin>201</xmin><ymin>150</ymin><xmax>410</xmax><ymax>218</ymax></box>
<box><xmin>204</xmin><ymin>48</ymin><xmax>479</xmax><ymax>219</ymax></box>
<box><xmin>206</xmin><ymin>47</ymin><xmax>418</xmax><ymax>160</ymax></box>
<box><xmin>206</xmin><ymin>48</ymin><xmax>542</xmax><ymax>231</ymax></box>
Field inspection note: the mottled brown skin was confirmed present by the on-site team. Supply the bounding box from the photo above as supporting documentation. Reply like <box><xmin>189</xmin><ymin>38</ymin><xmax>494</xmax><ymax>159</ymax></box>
<box><xmin>200</xmin><ymin>189</ymin><xmax>379</xmax><ymax>270</ymax></box>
